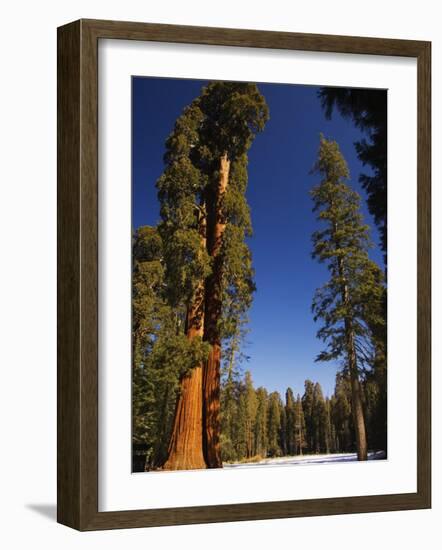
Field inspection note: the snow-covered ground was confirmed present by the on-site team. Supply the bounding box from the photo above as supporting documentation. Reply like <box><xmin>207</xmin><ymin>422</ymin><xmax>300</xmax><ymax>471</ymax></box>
<box><xmin>224</xmin><ymin>450</ymin><xmax>386</xmax><ymax>468</ymax></box>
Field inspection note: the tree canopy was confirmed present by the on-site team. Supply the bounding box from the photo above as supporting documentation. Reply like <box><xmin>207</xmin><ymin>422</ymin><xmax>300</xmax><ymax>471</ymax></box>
<box><xmin>318</xmin><ymin>87</ymin><xmax>387</xmax><ymax>260</ymax></box>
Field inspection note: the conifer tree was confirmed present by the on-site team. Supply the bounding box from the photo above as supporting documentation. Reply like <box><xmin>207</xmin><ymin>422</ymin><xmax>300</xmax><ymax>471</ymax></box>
<box><xmin>157</xmin><ymin>100</ymin><xmax>212</xmax><ymax>470</ymax></box>
<box><xmin>324</xmin><ymin>397</ymin><xmax>332</xmax><ymax>454</ymax></box>
<box><xmin>294</xmin><ymin>394</ymin><xmax>307</xmax><ymax>455</ymax></box>
<box><xmin>267</xmin><ymin>392</ymin><xmax>282</xmax><ymax>457</ymax></box>
<box><xmin>311</xmin><ymin>135</ymin><xmax>385</xmax><ymax>461</ymax></box>
<box><xmin>254</xmin><ymin>387</ymin><xmax>268</xmax><ymax>458</ymax></box>
<box><xmin>312</xmin><ymin>382</ymin><xmax>328</xmax><ymax>453</ymax></box>
<box><xmin>235</xmin><ymin>385</ymin><xmax>248</xmax><ymax>459</ymax></box>
<box><xmin>331</xmin><ymin>373</ymin><xmax>354</xmax><ymax>452</ymax></box>
<box><xmin>318</xmin><ymin>88</ymin><xmax>387</xmax><ymax>259</ymax></box>
<box><xmin>319</xmin><ymin>90</ymin><xmax>388</xmax><ymax>455</ymax></box>
<box><xmin>302</xmin><ymin>380</ymin><xmax>315</xmax><ymax>453</ymax></box>
<box><xmin>219</xmin><ymin>340</ymin><xmax>241</xmax><ymax>462</ymax></box>
<box><xmin>157</xmin><ymin>82</ymin><xmax>268</xmax><ymax>469</ymax></box>
<box><xmin>199</xmin><ymin>83</ymin><xmax>268</xmax><ymax>467</ymax></box>
<box><xmin>279</xmin><ymin>399</ymin><xmax>287</xmax><ymax>456</ymax></box>
<box><xmin>243</xmin><ymin>371</ymin><xmax>258</xmax><ymax>458</ymax></box>
<box><xmin>132</xmin><ymin>226</ymin><xmax>167</xmax><ymax>469</ymax></box>
<box><xmin>132</xmin><ymin>226</ymin><xmax>204</xmax><ymax>469</ymax></box>
<box><xmin>328</xmin><ymin>395</ymin><xmax>339</xmax><ymax>453</ymax></box>
<box><xmin>285</xmin><ymin>388</ymin><xmax>296</xmax><ymax>455</ymax></box>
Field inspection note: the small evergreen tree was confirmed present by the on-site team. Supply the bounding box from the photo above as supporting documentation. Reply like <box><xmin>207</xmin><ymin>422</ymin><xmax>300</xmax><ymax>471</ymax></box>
<box><xmin>243</xmin><ymin>371</ymin><xmax>258</xmax><ymax>458</ymax></box>
<box><xmin>331</xmin><ymin>373</ymin><xmax>354</xmax><ymax>452</ymax></box>
<box><xmin>312</xmin><ymin>382</ymin><xmax>328</xmax><ymax>453</ymax></box>
<box><xmin>302</xmin><ymin>380</ymin><xmax>315</xmax><ymax>453</ymax></box>
<box><xmin>254</xmin><ymin>387</ymin><xmax>268</xmax><ymax>458</ymax></box>
<box><xmin>294</xmin><ymin>394</ymin><xmax>307</xmax><ymax>455</ymax></box>
<box><xmin>324</xmin><ymin>397</ymin><xmax>333</xmax><ymax>454</ymax></box>
<box><xmin>285</xmin><ymin>388</ymin><xmax>296</xmax><ymax>455</ymax></box>
<box><xmin>267</xmin><ymin>392</ymin><xmax>282</xmax><ymax>457</ymax></box>
<box><xmin>279</xmin><ymin>396</ymin><xmax>287</xmax><ymax>456</ymax></box>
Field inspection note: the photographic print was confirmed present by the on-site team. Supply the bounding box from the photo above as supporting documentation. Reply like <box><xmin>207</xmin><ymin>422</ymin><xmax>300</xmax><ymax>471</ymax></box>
<box><xmin>131</xmin><ymin>77</ymin><xmax>387</xmax><ymax>473</ymax></box>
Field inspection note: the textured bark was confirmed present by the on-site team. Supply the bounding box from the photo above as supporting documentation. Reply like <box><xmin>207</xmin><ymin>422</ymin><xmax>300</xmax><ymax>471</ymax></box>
<box><xmin>203</xmin><ymin>153</ymin><xmax>230</xmax><ymax>468</ymax></box>
<box><xmin>162</xmin><ymin>368</ymin><xmax>205</xmax><ymax>470</ymax></box>
<box><xmin>203</xmin><ymin>342</ymin><xmax>222</xmax><ymax>467</ymax></box>
<box><xmin>343</xmin><ymin>282</ymin><xmax>368</xmax><ymax>461</ymax></box>
<box><xmin>349</xmin><ymin>354</ymin><xmax>368</xmax><ymax>461</ymax></box>
<box><xmin>162</xmin><ymin>212</ymin><xmax>208</xmax><ymax>471</ymax></box>
<box><xmin>335</xmin><ymin>227</ymin><xmax>368</xmax><ymax>461</ymax></box>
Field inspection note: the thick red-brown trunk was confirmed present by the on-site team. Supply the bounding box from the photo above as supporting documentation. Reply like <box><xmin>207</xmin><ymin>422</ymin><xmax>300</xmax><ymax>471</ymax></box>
<box><xmin>203</xmin><ymin>153</ymin><xmax>230</xmax><ymax>468</ymax></box>
<box><xmin>203</xmin><ymin>342</ymin><xmax>222</xmax><ymax>467</ymax></box>
<box><xmin>163</xmin><ymin>211</ymin><xmax>208</xmax><ymax>471</ymax></box>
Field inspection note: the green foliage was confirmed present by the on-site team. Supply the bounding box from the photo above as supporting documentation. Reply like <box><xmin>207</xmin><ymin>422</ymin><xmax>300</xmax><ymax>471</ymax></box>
<box><xmin>318</xmin><ymin>88</ymin><xmax>387</xmax><ymax>257</ymax></box>
<box><xmin>294</xmin><ymin>394</ymin><xmax>307</xmax><ymax>454</ymax></box>
<box><xmin>330</xmin><ymin>373</ymin><xmax>354</xmax><ymax>452</ymax></box>
<box><xmin>132</xmin><ymin>226</ymin><xmax>210</xmax><ymax>470</ymax></box>
<box><xmin>219</xmin><ymin>373</ymin><xmax>382</xmax><ymax>461</ymax></box>
<box><xmin>312</xmin><ymin>383</ymin><xmax>331</xmax><ymax>453</ymax></box>
<box><xmin>311</xmin><ymin>135</ymin><xmax>385</xmax><ymax>372</ymax></box>
<box><xmin>302</xmin><ymin>380</ymin><xmax>315</xmax><ymax>451</ymax></box>
<box><xmin>157</xmin><ymin>82</ymin><xmax>268</xmax><ymax>343</ymax></box>
<box><xmin>133</xmin><ymin>81</ymin><xmax>269</xmax><ymax>470</ymax></box>
<box><xmin>197</xmin><ymin>82</ymin><xmax>269</xmax><ymax>162</ymax></box>
<box><xmin>285</xmin><ymin>388</ymin><xmax>296</xmax><ymax>455</ymax></box>
<box><xmin>310</xmin><ymin>135</ymin><xmax>387</xmax><ymax>457</ymax></box>
<box><xmin>254</xmin><ymin>387</ymin><xmax>268</xmax><ymax>457</ymax></box>
<box><xmin>132</xmin><ymin>85</ymin><xmax>389</xmax><ymax>468</ymax></box>
<box><xmin>267</xmin><ymin>392</ymin><xmax>282</xmax><ymax>457</ymax></box>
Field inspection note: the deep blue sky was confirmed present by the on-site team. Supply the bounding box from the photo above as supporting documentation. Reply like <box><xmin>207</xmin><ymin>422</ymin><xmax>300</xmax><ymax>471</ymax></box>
<box><xmin>132</xmin><ymin>77</ymin><xmax>384</xmax><ymax>398</ymax></box>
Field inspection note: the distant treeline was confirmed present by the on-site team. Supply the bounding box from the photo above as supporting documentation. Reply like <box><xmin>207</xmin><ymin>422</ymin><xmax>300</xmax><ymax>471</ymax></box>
<box><xmin>219</xmin><ymin>370</ymin><xmax>386</xmax><ymax>464</ymax></box>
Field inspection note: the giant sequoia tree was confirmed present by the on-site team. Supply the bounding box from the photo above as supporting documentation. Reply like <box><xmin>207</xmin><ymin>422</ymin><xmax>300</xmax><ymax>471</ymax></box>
<box><xmin>311</xmin><ymin>135</ymin><xmax>385</xmax><ymax>461</ymax></box>
<box><xmin>157</xmin><ymin>82</ymin><xmax>269</xmax><ymax>470</ymax></box>
<box><xmin>132</xmin><ymin>226</ymin><xmax>206</xmax><ymax>469</ymax></box>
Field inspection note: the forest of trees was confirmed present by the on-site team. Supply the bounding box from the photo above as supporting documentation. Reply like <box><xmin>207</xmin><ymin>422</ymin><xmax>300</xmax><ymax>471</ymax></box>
<box><xmin>219</xmin><ymin>370</ymin><xmax>386</xmax><ymax>463</ymax></box>
<box><xmin>134</xmin><ymin>342</ymin><xmax>386</xmax><ymax>469</ymax></box>
<box><xmin>132</xmin><ymin>81</ymin><xmax>387</xmax><ymax>472</ymax></box>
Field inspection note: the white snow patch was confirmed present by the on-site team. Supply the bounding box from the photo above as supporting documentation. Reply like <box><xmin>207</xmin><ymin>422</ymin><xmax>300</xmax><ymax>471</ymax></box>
<box><xmin>224</xmin><ymin>451</ymin><xmax>386</xmax><ymax>469</ymax></box>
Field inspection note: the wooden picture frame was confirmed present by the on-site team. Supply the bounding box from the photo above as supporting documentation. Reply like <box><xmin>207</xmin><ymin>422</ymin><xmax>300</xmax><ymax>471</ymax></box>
<box><xmin>57</xmin><ymin>18</ymin><xmax>431</xmax><ymax>530</ymax></box>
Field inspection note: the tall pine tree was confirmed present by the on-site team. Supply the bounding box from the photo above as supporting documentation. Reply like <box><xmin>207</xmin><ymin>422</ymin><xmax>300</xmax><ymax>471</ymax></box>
<box><xmin>318</xmin><ymin>88</ymin><xmax>387</xmax><ymax>259</ymax></box>
<box><xmin>311</xmin><ymin>135</ymin><xmax>385</xmax><ymax>460</ymax></box>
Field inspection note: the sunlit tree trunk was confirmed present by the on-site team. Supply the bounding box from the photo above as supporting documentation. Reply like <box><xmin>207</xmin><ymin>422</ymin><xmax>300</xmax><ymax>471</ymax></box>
<box><xmin>203</xmin><ymin>153</ymin><xmax>230</xmax><ymax>468</ymax></box>
<box><xmin>163</xmin><ymin>213</ymin><xmax>207</xmax><ymax>471</ymax></box>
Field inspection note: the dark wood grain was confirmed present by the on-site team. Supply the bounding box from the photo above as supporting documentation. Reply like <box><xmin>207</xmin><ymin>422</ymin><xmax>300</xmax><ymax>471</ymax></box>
<box><xmin>57</xmin><ymin>19</ymin><xmax>431</xmax><ymax>531</ymax></box>
<box><xmin>83</xmin><ymin>18</ymin><xmax>427</xmax><ymax>57</ymax></box>
<box><xmin>57</xmin><ymin>20</ymin><xmax>81</xmax><ymax>529</ymax></box>
<box><xmin>416</xmin><ymin>42</ymin><xmax>431</xmax><ymax>507</ymax></box>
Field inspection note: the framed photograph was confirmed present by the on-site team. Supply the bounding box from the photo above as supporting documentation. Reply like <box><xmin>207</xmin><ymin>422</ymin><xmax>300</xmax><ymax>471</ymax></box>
<box><xmin>57</xmin><ymin>19</ymin><xmax>431</xmax><ymax>530</ymax></box>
